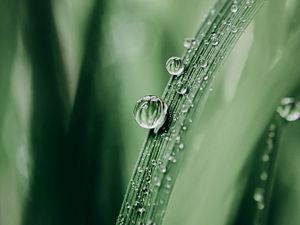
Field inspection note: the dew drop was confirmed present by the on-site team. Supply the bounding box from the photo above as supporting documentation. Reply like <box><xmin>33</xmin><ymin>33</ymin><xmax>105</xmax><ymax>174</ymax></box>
<box><xmin>262</xmin><ymin>154</ymin><xmax>270</xmax><ymax>162</ymax></box>
<box><xmin>168</xmin><ymin>155</ymin><xmax>177</xmax><ymax>163</ymax></box>
<box><xmin>179</xmin><ymin>143</ymin><xmax>184</xmax><ymax>150</ymax></box>
<box><xmin>199</xmin><ymin>58</ymin><xmax>208</xmax><ymax>68</ymax></box>
<box><xmin>277</xmin><ymin>97</ymin><xmax>300</xmax><ymax>122</ymax></box>
<box><xmin>210</xmin><ymin>33</ymin><xmax>219</xmax><ymax>46</ymax></box>
<box><xmin>166</xmin><ymin>57</ymin><xmax>184</xmax><ymax>76</ymax></box>
<box><xmin>138</xmin><ymin>207</ymin><xmax>146</xmax><ymax>214</ymax></box>
<box><xmin>260</xmin><ymin>172</ymin><xmax>268</xmax><ymax>181</ymax></box>
<box><xmin>253</xmin><ymin>188</ymin><xmax>264</xmax><ymax>202</ymax></box>
<box><xmin>160</xmin><ymin>165</ymin><xmax>167</xmax><ymax>174</ymax></box>
<box><xmin>231</xmin><ymin>25</ymin><xmax>238</xmax><ymax>33</ymax></box>
<box><xmin>166</xmin><ymin>175</ymin><xmax>172</xmax><ymax>181</ymax></box>
<box><xmin>181</xmin><ymin>105</ymin><xmax>189</xmax><ymax>113</ymax></box>
<box><xmin>203</xmin><ymin>75</ymin><xmax>208</xmax><ymax>81</ymax></box>
<box><xmin>176</xmin><ymin>84</ymin><xmax>188</xmax><ymax>95</ymax></box>
<box><xmin>257</xmin><ymin>202</ymin><xmax>265</xmax><ymax>210</ymax></box>
<box><xmin>153</xmin><ymin>177</ymin><xmax>161</xmax><ymax>187</ymax></box>
<box><xmin>183</xmin><ymin>38</ymin><xmax>196</xmax><ymax>49</ymax></box>
<box><xmin>133</xmin><ymin>95</ymin><xmax>168</xmax><ymax>133</ymax></box>
<box><xmin>231</xmin><ymin>4</ymin><xmax>238</xmax><ymax>13</ymax></box>
<box><xmin>146</xmin><ymin>220</ymin><xmax>156</xmax><ymax>225</ymax></box>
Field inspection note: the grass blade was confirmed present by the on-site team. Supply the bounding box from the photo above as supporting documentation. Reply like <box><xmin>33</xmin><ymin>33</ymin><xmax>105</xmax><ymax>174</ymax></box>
<box><xmin>117</xmin><ymin>1</ymin><xmax>264</xmax><ymax>224</ymax></box>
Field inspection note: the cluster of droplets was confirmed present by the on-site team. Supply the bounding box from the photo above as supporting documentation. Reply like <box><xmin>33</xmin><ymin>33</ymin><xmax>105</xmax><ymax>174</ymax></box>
<box><xmin>253</xmin><ymin>123</ymin><xmax>277</xmax><ymax>212</ymax></box>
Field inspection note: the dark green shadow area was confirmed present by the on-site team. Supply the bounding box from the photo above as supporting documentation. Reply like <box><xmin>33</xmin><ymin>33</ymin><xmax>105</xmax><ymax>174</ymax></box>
<box><xmin>21</xmin><ymin>0</ymin><xmax>124</xmax><ymax>224</ymax></box>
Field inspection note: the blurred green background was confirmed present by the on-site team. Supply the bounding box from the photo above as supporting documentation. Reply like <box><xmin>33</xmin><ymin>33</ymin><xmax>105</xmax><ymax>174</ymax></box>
<box><xmin>0</xmin><ymin>0</ymin><xmax>299</xmax><ymax>225</ymax></box>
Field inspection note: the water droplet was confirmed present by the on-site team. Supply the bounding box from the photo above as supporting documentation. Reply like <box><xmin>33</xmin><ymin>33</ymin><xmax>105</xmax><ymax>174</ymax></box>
<box><xmin>134</xmin><ymin>95</ymin><xmax>168</xmax><ymax>133</ymax></box>
<box><xmin>160</xmin><ymin>165</ymin><xmax>167</xmax><ymax>174</ymax></box>
<box><xmin>153</xmin><ymin>177</ymin><xmax>161</xmax><ymax>187</ymax></box>
<box><xmin>165</xmin><ymin>183</ymin><xmax>171</xmax><ymax>189</ymax></box>
<box><xmin>210</xmin><ymin>33</ymin><xmax>219</xmax><ymax>46</ymax></box>
<box><xmin>231</xmin><ymin>4</ymin><xmax>238</xmax><ymax>13</ymax></box>
<box><xmin>257</xmin><ymin>202</ymin><xmax>265</xmax><ymax>210</ymax></box>
<box><xmin>176</xmin><ymin>84</ymin><xmax>188</xmax><ymax>95</ymax></box>
<box><xmin>168</xmin><ymin>155</ymin><xmax>177</xmax><ymax>163</ymax></box>
<box><xmin>138</xmin><ymin>207</ymin><xmax>146</xmax><ymax>214</ymax></box>
<box><xmin>166</xmin><ymin>57</ymin><xmax>184</xmax><ymax>76</ymax></box>
<box><xmin>199</xmin><ymin>58</ymin><xmax>208</xmax><ymax>68</ymax></box>
<box><xmin>179</xmin><ymin>143</ymin><xmax>184</xmax><ymax>150</ymax></box>
<box><xmin>166</xmin><ymin>175</ymin><xmax>172</xmax><ymax>181</ymax></box>
<box><xmin>260</xmin><ymin>172</ymin><xmax>268</xmax><ymax>181</ymax></box>
<box><xmin>183</xmin><ymin>38</ymin><xmax>196</xmax><ymax>49</ymax></box>
<box><xmin>182</xmin><ymin>105</ymin><xmax>189</xmax><ymax>113</ymax></box>
<box><xmin>253</xmin><ymin>188</ymin><xmax>264</xmax><ymax>202</ymax></box>
<box><xmin>231</xmin><ymin>25</ymin><xmax>238</xmax><ymax>33</ymax></box>
<box><xmin>262</xmin><ymin>154</ymin><xmax>270</xmax><ymax>162</ymax></box>
<box><xmin>203</xmin><ymin>75</ymin><xmax>208</xmax><ymax>81</ymax></box>
<box><xmin>277</xmin><ymin>97</ymin><xmax>300</xmax><ymax>122</ymax></box>
<box><xmin>146</xmin><ymin>220</ymin><xmax>156</xmax><ymax>225</ymax></box>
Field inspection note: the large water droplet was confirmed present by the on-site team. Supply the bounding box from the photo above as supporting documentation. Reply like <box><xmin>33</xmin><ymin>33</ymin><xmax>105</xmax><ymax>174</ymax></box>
<box><xmin>133</xmin><ymin>95</ymin><xmax>168</xmax><ymax>133</ymax></box>
<box><xmin>166</xmin><ymin>57</ymin><xmax>184</xmax><ymax>76</ymax></box>
<box><xmin>277</xmin><ymin>97</ymin><xmax>300</xmax><ymax>122</ymax></box>
<box><xmin>183</xmin><ymin>38</ymin><xmax>196</xmax><ymax>49</ymax></box>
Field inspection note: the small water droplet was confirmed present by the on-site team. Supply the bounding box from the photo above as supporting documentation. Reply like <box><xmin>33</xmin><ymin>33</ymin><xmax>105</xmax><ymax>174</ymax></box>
<box><xmin>146</xmin><ymin>220</ymin><xmax>156</xmax><ymax>225</ymax></box>
<box><xmin>203</xmin><ymin>75</ymin><xmax>208</xmax><ymax>81</ymax></box>
<box><xmin>166</xmin><ymin>57</ymin><xmax>184</xmax><ymax>76</ymax></box>
<box><xmin>231</xmin><ymin>4</ymin><xmax>238</xmax><ymax>13</ymax></box>
<box><xmin>168</xmin><ymin>155</ymin><xmax>177</xmax><ymax>163</ymax></box>
<box><xmin>231</xmin><ymin>25</ymin><xmax>238</xmax><ymax>33</ymax></box>
<box><xmin>177</xmin><ymin>85</ymin><xmax>188</xmax><ymax>95</ymax></box>
<box><xmin>134</xmin><ymin>95</ymin><xmax>168</xmax><ymax>133</ymax></box>
<box><xmin>277</xmin><ymin>97</ymin><xmax>300</xmax><ymax>122</ymax></box>
<box><xmin>165</xmin><ymin>183</ymin><xmax>171</xmax><ymax>189</ymax></box>
<box><xmin>166</xmin><ymin>175</ymin><xmax>172</xmax><ymax>181</ymax></box>
<box><xmin>160</xmin><ymin>166</ymin><xmax>167</xmax><ymax>174</ymax></box>
<box><xmin>210</xmin><ymin>33</ymin><xmax>219</xmax><ymax>46</ymax></box>
<box><xmin>183</xmin><ymin>38</ymin><xmax>196</xmax><ymax>49</ymax></box>
<box><xmin>153</xmin><ymin>177</ymin><xmax>161</xmax><ymax>187</ymax></box>
<box><xmin>199</xmin><ymin>58</ymin><xmax>208</xmax><ymax>68</ymax></box>
<box><xmin>179</xmin><ymin>143</ymin><xmax>184</xmax><ymax>150</ymax></box>
<box><xmin>262</xmin><ymin>154</ymin><xmax>270</xmax><ymax>162</ymax></box>
<box><xmin>253</xmin><ymin>188</ymin><xmax>264</xmax><ymax>202</ymax></box>
<box><xmin>260</xmin><ymin>172</ymin><xmax>268</xmax><ymax>181</ymax></box>
<box><xmin>182</xmin><ymin>105</ymin><xmax>189</xmax><ymax>113</ymax></box>
<box><xmin>138</xmin><ymin>207</ymin><xmax>146</xmax><ymax>214</ymax></box>
<box><xmin>257</xmin><ymin>202</ymin><xmax>265</xmax><ymax>210</ymax></box>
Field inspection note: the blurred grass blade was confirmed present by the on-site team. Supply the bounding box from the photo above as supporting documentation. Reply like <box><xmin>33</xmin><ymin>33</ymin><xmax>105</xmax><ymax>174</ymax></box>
<box><xmin>0</xmin><ymin>0</ymin><xmax>19</xmax><ymax>224</ymax></box>
<box><xmin>65</xmin><ymin>0</ymin><xmax>124</xmax><ymax>224</ymax></box>
<box><xmin>233</xmin><ymin>113</ymin><xmax>284</xmax><ymax>225</ymax></box>
<box><xmin>21</xmin><ymin>0</ymin><xmax>70</xmax><ymax>224</ymax></box>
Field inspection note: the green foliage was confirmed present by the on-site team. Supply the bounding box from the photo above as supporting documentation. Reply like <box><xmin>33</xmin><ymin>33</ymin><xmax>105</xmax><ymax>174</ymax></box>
<box><xmin>0</xmin><ymin>0</ymin><xmax>300</xmax><ymax>225</ymax></box>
